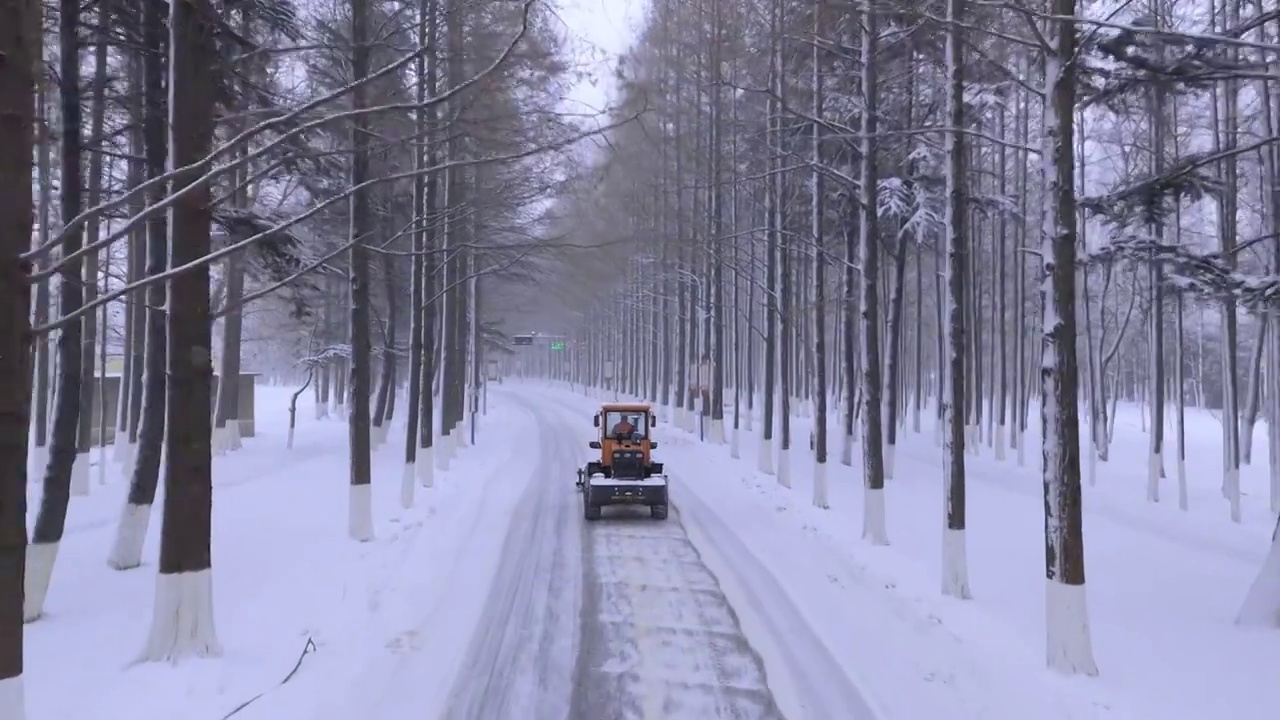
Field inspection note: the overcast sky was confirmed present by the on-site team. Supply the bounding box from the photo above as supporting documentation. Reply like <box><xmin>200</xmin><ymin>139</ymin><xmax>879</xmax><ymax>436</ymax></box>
<box><xmin>551</xmin><ymin>0</ymin><xmax>648</xmax><ymax>117</ymax></box>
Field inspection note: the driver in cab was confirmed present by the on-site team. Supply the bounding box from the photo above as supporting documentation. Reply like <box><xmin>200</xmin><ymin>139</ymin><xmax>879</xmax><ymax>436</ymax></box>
<box><xmin>611</xmin><ymin>415</ymin><xmax>637</xmax><ymax>438</ymax></box>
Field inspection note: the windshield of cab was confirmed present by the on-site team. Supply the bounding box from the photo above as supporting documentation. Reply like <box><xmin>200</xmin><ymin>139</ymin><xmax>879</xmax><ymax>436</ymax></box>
<box><xmin>604</xmin><ymin>411</ymin><xmax>648</xmax><ymax>439</ymax></box>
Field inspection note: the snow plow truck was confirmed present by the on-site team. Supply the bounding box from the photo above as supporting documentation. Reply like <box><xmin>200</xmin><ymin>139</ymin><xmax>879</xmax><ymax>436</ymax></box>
<box><xmin>576</xmin><ymin>402</ymin><xmax>668</xmax><ymax>520</ymax></box>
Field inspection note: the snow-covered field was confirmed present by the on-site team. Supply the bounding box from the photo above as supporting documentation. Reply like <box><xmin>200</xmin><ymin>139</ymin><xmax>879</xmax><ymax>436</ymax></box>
<box><xmin>21</xmin><ymin>379</ymin><xmax>1279</xmax><ymax>719</ymax></box>
<box><xmin>22</xmin><ymin>384</ymin><xmax>536</xmax><ymax>719</ymax></box>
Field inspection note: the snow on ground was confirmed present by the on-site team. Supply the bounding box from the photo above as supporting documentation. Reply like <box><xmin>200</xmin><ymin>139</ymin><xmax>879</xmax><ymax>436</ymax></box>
<box><xmin>529</xmin><ymin>381</ymin><xmax>1278</xmax><ymax>720</ymax></box>
<box><xmin>24</xmin><ymin>378</ymin><xmax>1278</xmax><ymax>720</ymax></box>
<box><xmin>294</xmin><ymin>390</ymin><xmax>575</xmax><ymax>720</ymax></box>
<box><xmin>22</xmin><ymin>383</ymin><xmax>532</xmax><ymax>720</ymax></box>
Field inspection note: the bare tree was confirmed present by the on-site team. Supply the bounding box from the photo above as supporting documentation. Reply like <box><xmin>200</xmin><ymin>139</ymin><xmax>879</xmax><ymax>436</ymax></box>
<box><xmin>0</xmin><ymin>0</ymin><xmax>38</xmax><ymax>709</ymax></box>
<box><xmin>140</xmin><ymin>0</ymin><xmax>222</xmax><ymax>662</ymax></box>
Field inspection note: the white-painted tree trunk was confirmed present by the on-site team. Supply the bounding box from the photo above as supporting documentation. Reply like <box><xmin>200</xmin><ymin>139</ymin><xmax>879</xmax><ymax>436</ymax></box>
<box><xmin>70</xmin><ymin>453</ymin><xmax>90</xmax><ymax>496</ymax></box>
<box><xmin>1177</xmin><ymin>459</ymin><xmax>1188</xmax><ymax>511</ymax></box>
<box><xmin>399</xmin><ymin>463</ymin><xmax>415</xmax><ymax>509</ymax></box>
<box><xmin>994</xmin><ymin>422</ymin><xmax>1006</xmax><ymax>461</ymax></box>
<box><xmin>1272</xmin><ymin>455</ymin><xmax>1280</xmax><ymax>514</ymax></box>
<box><xmin>96</xmin><ymin>447</ymin><xmax>109</xmax><ymax>485</ymax></box>
<box><xmin>121</xmin><ymin>443</ymin><xmax>138</xmax><ymax>480</ymax></box>
<box><xmin>227</xmin><ymin>420</ymin><xmax>242</xmax><ymax>451</ymax></box>
<box><xmin>23</xmin><ymin>542</ymin><xmax>59</xmax><ymax>621</ymax></box>
<box><xmin>708</xmin><ymin>418</ymin><xmax>725</xmax><ymax>445</ymax></box>
<box><xmin>777</xmin><ymin>446</ymin><xmax>791</xmax><ymax>488</ymax></box>
<box><xmin>729</xmin><ymin>425</ymin><xmax>740</xmax><ymax>459</ymax></box>
<box><xmin>941</xmin><ymin>528</ymin><xmax>970</xmax><ymax>598</ymax></box>
<box><xmin>884</xmin><ymin>443</ymin><xmax>896</xmax><ymax>480</ymax></box>
<box><xmin>418</xmin><ymin>447</ymin><xmax>435</xmax><ymax>487</ymax></box>
<box><xmin>349</xmin><ymin>483</ymin><xmax>374</xmax><ymax>541</ymax></box>
<box><xmin>315</xmin><ymin>402</ymin><xmax>327</xmax><ymax>420</ymax></box>
<box><xmin>28</xmin><ymin>445</ymin><xmax>47</xmax><ymax>484</ymax></box>
<box><xmin>436</xmin><ymin>431</ymin><xmax>453</xmax><ymax>471</ymax></box>
<box><xmin>286</xmin><ymin>426</ymin><xmax>295</xmax><ymax>450</ymax></box>
<box><xmin>1228</xmin><ymin>466</ymin><xmax>1242</xmax><ymax>523</ymax></box>
<box><xmin>1045</xmin><ymin>579</ymin><xmax>1099</xmax><ymax>675</ymax></box>
<box><xmin>212</xmin><ymin>426</ymin><xmax>228</xmax><ymax>456</ymax></box>
<box><xmin>1087</xmin><ymin>442</ymin><xmax>1097</xmax><ymax>486</ymax></box>
<box><xmin>0</xmin><ymin>675</ymin><xmax>24</xmax><ymax>720</ymax></box>
<box><xmin>1017</xmin><ymin>431</ymin><xmax>1026</xmax><ymax>466</ymax></box>
<box><xmin>862</xmin><ymin>486</ymin><xmax>888</xmax><ymax>545</ymax></box>
<box><xmin>757</xmin><ymin>435</ymin><xmax>774</xmax><ymax>474</ymax></box>
<box><xmin>140</xmin><ymin>570</ymin><xmax>223</xmax><ymax>662</ymax></box>
<box><xmin>108</xmin><ymin>502</ymin><xmax>152</xmax><ymax>570</ymax></box>
<box><xmin>112</xmin><ymin>430</ymin><xmax>130</xmax><ymax>462</ymax></box>
<box><xmin>1146</xmin><ymin>450</ymin><xmax>1160</xmax><ymax>502</ymax></box>
<box><xmin>812</xmin><ymin>459</ymin><xmax>828</xmax><ymax>509</ymax></box>
<box><xmin>1236</xmin><ymin>517</ymin><xmax>1280</xmax><ymax>627</ymax></box>
<box><xmin>743</xmin><ymin>406</ymin><xmax>753</xmax><ymax>432</ymax></box>
<box><xmin>840</xmin><ymin>431</ymin><xmax>853</xmax><ymax>466</ymax></box>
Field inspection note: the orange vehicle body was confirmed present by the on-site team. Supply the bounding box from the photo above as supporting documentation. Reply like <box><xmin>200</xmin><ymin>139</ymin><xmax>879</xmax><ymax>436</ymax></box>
<box><xmin>592</xmin><ymin>402</ymin><xmax>657</xmax><ymax>469</ymax></box>
<box><xmin>577</xmin><ymin>401</ymin><xmax>668</xmax><ymax>520</ymax></box>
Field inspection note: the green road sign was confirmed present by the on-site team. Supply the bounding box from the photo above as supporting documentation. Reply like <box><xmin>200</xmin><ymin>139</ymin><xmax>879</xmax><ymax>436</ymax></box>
<box><xmin>551</xmin><ymin>342</ymin><xmax>565</xmax><ymax>351</ymax></box>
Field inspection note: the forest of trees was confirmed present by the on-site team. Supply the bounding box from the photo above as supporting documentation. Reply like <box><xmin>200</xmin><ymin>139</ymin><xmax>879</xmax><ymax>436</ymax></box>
<box><xmin>527</xmin><ymin>0</ymin><xmax>1280</xmax><ymax>679</ymax></box>
<box><xmin>0</xmin><ymin>0</ymin><xmax>1278</xmax><ymax>715</ymax></box>
<box><xmin>0</xmin><ymin>0</ymin><xmax>624</xmax><ymax>713</ymax></box>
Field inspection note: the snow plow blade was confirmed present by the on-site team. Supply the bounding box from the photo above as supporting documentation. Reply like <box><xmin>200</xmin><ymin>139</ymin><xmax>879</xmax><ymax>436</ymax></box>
<box><xmin>582</xmin><ymin>476</ymin><xmax>668</xmax><ymax>520</ymax></box>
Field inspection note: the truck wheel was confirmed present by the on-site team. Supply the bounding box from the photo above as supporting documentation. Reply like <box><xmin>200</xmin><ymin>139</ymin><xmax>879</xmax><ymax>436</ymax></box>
<box><xmin>650</xmin><ymin>504</ymin><xmax>668</xmax><ymax>520</ymax></box>
<box><xmin>585</xmin><ymin>502</ymin><xmax>602</xmax><ymax>521</ymax></box>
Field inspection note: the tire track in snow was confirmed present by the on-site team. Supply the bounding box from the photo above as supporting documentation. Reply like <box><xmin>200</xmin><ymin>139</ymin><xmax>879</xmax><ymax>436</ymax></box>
<box><xmin>440</xmin><ymin>399</ymin><xmax>582</xmax><ymax>720</ymax></box>
<box><xmin>568</xmin><ymin>507</ymin><xmax>786</xmax><ymax>720</ymax></box>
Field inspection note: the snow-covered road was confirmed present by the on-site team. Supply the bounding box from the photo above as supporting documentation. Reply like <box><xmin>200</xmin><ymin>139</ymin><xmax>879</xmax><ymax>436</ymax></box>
<box><xmin>569</xmin><ymin>508</ymin><xmax>784</xmax><ymax>720</ymax></box>
<box><xmin>441</xmin><ymin>398</ymin><xmax>583</xmax><ymax>720</ymax></box>
<box><xmin>443</xmin><ymin>394</ymin><xmax>799</xmax><ymax>720</ymax></box>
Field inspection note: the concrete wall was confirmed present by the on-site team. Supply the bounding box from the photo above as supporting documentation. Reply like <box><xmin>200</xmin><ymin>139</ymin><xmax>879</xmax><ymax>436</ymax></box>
<box><xmin>89</xmin><ymin>372</ymin><xmax>258</xmax><ymax>443</ymax></box>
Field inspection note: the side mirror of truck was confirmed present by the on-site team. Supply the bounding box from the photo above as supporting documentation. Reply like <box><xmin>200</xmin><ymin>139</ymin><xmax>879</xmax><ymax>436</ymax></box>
<box><xmin>592</xmin><ymin>415</ymin><xmax>600</xmax><ymax>428</ymax></box>
<box><xmin>589</xmin><ymin>441</ymin><xmax>601</xmax><ymax>449</ymax></box>
<box><xmin>649</xmin><ymin>441</ymin><xmax>658</xmax><ymax>449</ymax></box>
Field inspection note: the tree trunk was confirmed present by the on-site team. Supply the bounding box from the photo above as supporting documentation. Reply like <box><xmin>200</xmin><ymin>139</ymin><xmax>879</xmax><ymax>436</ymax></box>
<box><xmin>74</xmin><ymin>5</ymin><xmax>112</xmax><ymax>497</ymax></box>
<box><xmin>27</xmin><ymin>0</ymin><xmax>86</xmax><ymax>622</ymax></box>
<box><xmin>810</xmin><ymin>0</ymin><xmax>829</xmax><ymax>509</ymax></box>
<box><xmin>31</xmin><ymin>81</ymin><xmax>51</xmax><ymax>482</ymax></box>
<box><xmin>417</xmin><ymin>0</ymin><xmax>440</xmax><ymax>487</ymax></box>
<box><xmin>108</xmin><ymin>0</ymin><xmax>168</xmax><ymax>572</ymax></box>
<box><xmin>371</xmin><ymin>251</ymin><xmax>398</xmax><ymax>449</ymax></box>
<box><xmin>213</xmin><ymin>250</ymin><xmax>245</xmax><ymax>455</ymax></box>
<box><xmin>1236</xmin><ymin>515</ymin><xmax>1280</xmax><ymax>627</ymax></box>
<box><xmin>0</xmin><ymin>0</ymin><xmax>37</xmax><ymax>707</ymax></box>
<box><xmin>117</xmin><ymin>56</ymin><xmax>146</xmax><ymax>469</ymax></box>
<box><xmin>346</xmin><ymin>0</ymin><xmax>375</xmax><ymax>541</ymax></box>
<box><xmin>707</xmin><ymin>0</ymin><xmax>726</xmax><ymax>446</ymax></box>
<box><xmin>403</xmin><ymin>0</ymin><xmax>432</xmax><ymax>499</ymax></box>
<box><xmin>759</xmin><ymin>3</ymin><xmax>777</xmax><ymax>474</ymax></box>
<box><xmin>942</xmin><ymin>0</ymin><xmax>970</xmax><ymax>597</ymax></box>
<box><xmin>1041</xmin><ymin>4</ymin><xmax>1098</xmax><ymax>674</ymax></box>
<box><xmin>859</xmin><ymin>0</ymin><xmax>887</xmax><ymax>545</ymax></box>
<box><xmin>140</xmin><ymin>0</ymin><xmax>221</xmax><ymax>661</ymax></box>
